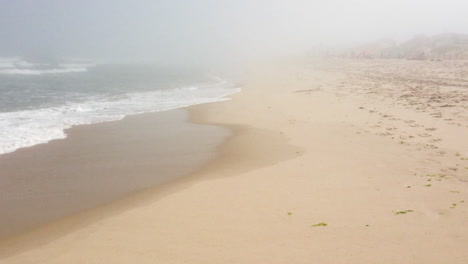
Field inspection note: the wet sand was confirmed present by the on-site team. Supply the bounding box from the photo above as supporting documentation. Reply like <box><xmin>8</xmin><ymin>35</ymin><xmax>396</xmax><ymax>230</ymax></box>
<box><xmin>0</xmin><ymin>109</ymin><xmax>230</xmax><ymax>238</ymax></box>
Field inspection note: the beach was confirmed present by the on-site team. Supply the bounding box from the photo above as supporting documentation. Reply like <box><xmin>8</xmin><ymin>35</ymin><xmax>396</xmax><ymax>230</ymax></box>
<box><xmin>0</xmin><ymin>109</ymin><xmax>231</xmax><ymax>238</ymax></box>
<box><xmin>1</xmin><ymin>58</ymin><xmax>467</xmax><ymax>263</ymax></box>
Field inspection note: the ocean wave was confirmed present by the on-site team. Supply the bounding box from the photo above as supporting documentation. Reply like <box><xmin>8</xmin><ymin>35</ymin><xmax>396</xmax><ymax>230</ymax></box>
<box><xmin>0</xmin><ymin>57</ymin><xmax>20</xmax><ymax>68</ymax></box>
<box><xmin>0</xmin><ymin>57</ymin><xmax>95</xmax><ymax>75</ymax></box>
<box><xmin>0</xmin><ymin>79</ymin><xmax>240</xmax><ymax>155</ymax></box>
<box><xmin>59</xmin><ymin>63</ymin><xmax>96</xmax><ymax>68</ymax></box>
<box><xmin>0</xmin><ymin>67</ymin><xmax>88</xmax><ymax>75</ymax></box>
<box><xmin>14</xmin><ymin>60</ymin><xmax>36</xmax><ymax>67</ymax></box>
<box><xmin>0</xmin><ymin>63</ymin><xmax>14</xmax><ymax>68</ymax></box>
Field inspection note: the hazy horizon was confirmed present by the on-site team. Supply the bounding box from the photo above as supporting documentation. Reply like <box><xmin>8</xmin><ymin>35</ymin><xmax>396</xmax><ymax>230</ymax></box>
<box><xmin>1</xmin><ymin>0</ymin><xmax>468</xmax><ymax>67</ymax></box>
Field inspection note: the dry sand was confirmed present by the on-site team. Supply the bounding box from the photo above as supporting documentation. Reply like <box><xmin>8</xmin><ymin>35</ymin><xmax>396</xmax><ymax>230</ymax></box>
<box><xmin>1</xmin><ymin>59</ymin><xmax>467</xmax><ymax>263</ymax></box>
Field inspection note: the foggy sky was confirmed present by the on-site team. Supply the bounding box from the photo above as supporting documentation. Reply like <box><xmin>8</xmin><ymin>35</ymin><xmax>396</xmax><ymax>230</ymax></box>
<box><xmin>1</xmin><ymin>0</ymin><xmax>468</xmax><ymax>66</ymax></box>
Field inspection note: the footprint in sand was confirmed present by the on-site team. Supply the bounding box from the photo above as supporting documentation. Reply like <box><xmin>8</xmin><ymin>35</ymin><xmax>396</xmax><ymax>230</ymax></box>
<box><xmin>442</xmin><ymin>167</ymin><xmax>458</xmax><ymax>173</ymax></box>
<box><xmin>378</xmin><ymin>132</ymin><xmax>394</xmax><ymax>137</ymax></box>
<box><xmin>418</xmin><ymin>133</ymin><xmax>432</xmax><ymax>137</ymax></box>
<box><xmin>424</xmin><ymin>144</ymin><xmax>438</xmax><ymax>149</ymax></box>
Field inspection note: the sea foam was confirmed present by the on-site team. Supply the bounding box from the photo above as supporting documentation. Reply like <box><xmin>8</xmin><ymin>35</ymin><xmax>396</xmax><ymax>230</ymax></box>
<box><xmin>0</xmin><ymin>67</ymin><xmax>88</xmax><ymax>75</ymax></box>
<box><xmin>0</xmin><ymin>79</ymin><xmax>240</xmax><ymax>155</ymax></box>
<box><xmin>0</xmin><ymin>57</ymin><xmax>93</xmax><ymax>75</ymax></box>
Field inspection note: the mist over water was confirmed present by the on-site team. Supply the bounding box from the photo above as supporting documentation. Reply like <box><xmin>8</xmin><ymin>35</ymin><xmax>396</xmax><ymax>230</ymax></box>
<box><xmin>1</xmin><ymin>0</ymin><xmax>468</xmax><ymax>66</ymax></box>
<box><xmin>1</xmin><ymin>0</ymin><xmax>468</xmax><ymax>154</ymax></box>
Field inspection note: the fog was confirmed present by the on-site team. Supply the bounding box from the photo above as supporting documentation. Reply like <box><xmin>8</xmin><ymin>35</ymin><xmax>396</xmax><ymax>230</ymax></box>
<box><xmin>1</xmin><ymin>0</ymin><xmax>468</xmax><ymax>66</ymax></box>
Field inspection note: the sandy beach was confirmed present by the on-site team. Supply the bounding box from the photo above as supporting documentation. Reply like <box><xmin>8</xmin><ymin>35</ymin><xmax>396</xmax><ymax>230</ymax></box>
<box><xmin>1</xmin><ymin>59</ymin><xmax>467</xmax><ymax>263</ymax></box>
<box><xmin>0</xmin><ymin>109</ymin><xmax>230</xmax><ymax>238</ymax></box>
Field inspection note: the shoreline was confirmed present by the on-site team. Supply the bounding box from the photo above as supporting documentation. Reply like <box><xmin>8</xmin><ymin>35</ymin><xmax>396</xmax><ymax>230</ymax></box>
<box><xmin>0</xmin><ymin>106</ymin><xmax>232</xmax><ymax>238</ymax></box>
<box><xmin>0</xmin><ymin>91</ymin><xmax>300</xmax><ymax>258</ymax></box>
<box><xmin>1</xmin><ymin>59</ymin><xmax>467</xmax><ymax>263</ymax></box>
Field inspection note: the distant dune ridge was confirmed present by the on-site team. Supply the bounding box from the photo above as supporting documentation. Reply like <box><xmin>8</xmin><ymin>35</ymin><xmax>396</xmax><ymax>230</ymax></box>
<box><xmin>333</xmin><ymin>34</ymin><xmax>468</xmax><ymax>60</ymax></box>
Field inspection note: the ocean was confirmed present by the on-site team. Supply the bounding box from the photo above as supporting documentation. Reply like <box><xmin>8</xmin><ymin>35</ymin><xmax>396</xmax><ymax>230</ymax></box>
<box><xmin>0</xmin><ymin>58</ymin><xmax>239</xmax><ymax>237</ymax></box>
<box><xmin>0</xmin><ymin>58</ymin><xmax>240</xmax><ymax>155</ymax></box>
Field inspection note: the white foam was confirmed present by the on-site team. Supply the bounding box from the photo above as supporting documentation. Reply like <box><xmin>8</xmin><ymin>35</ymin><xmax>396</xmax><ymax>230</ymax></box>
<box><xmin>14</xmin><ymin>60</ymin><xmax>35</xmax><ymax>67</ymax></box>
<box><xmin>0</xmin><ymin>67</ymin><xmax>88</xmax><ymax>75</ymax></box>
<box><xmin>0</xmin><ymin>57</ymin><xmax>94</xmax><ymax>75</ymax></box>
<box><xmin>0</xmin><ymin>57</ymin><xmax>20</xmax><ymax>68</ymax></box>
<box><xmin>59</xmin><ymin>63</ymin><xmax>96</xmax><ymax>68</ymax></box>
<box><xmin>0</xmin><ymin>63</ymin><xmax>12</xmax><ymax>68</ymax></box>
<box><xmin>0</xmin><ymin>79</ymin><xmax>240</xmax><ymax>155</ymax></box>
